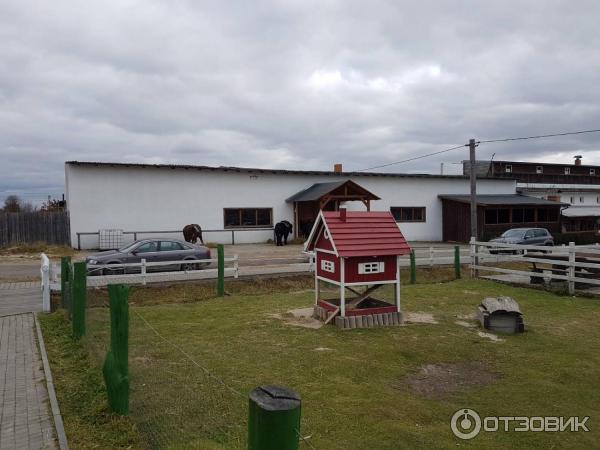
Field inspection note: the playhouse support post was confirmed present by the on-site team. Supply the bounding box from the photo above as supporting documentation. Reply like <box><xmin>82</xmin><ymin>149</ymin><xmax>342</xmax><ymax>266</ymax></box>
<box><xmin>216</xmin><ymin>244</ymin><xmax>225</xmax><ymax>297</ymax></box>
<box><xmin>410</xmin><ymin>250</ymin><xmax>416</xmax><ymax>284</ymax></box>
<box><xmin>340</xmin><ymin>257</ymin><xmax>346</xmax><ymax>317</ymax></box>
<box><xmin>395</xmin><ymin>256</ymin><xmax>401</xmax><ymax>312</ymax></box>
<box><xmin>314</xmin><ymin>272</ymin><xmax>320</xmax><ymax>305</ymax></box>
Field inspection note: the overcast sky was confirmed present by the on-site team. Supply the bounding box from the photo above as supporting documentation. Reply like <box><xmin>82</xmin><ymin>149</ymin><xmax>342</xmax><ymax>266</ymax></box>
<box><xmin>1</xmin><ymin>0</ymin><xmax>600</xmax><ymax>205</ymax></box>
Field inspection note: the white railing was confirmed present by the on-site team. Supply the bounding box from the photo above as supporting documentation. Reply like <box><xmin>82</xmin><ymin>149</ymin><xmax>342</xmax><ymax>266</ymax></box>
<box><xmin>40</xmin><ymin>253</ymin><xmax>50</xmax><ymax>312</ymax></box>
<box><xmin>87</xmin><ymin>255</ymin><xmax>240</xmax><ymax>286</ymax></box>
<box><xmin>470</xmin><ymin>238</ymin><xmax>600</xmax><ymax>294</ymax></box>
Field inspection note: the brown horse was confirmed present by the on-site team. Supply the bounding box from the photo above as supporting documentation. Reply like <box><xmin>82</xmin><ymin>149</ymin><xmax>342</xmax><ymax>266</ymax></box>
<box><xmin>183</xmin><ymin>224</ymin><xmax>204</xmax><ymax>244</ymax></box>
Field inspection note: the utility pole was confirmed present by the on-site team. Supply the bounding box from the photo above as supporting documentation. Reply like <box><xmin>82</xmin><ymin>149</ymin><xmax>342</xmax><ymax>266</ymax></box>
<box><xmin>469</xmin><ymin>139</ymin><xmax>477</xmax><ymax>241</ymax></box>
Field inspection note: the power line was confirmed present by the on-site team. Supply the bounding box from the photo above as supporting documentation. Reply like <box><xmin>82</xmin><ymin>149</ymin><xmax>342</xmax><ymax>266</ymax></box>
<box><xmin>478</xmin><ymin>128</ymin><xmax>600</xmax><ymax>144</ymax></box>
<box><xmin>357</xmin><ymin>144</ymin><xmax>467</xmax><ymax>171</ymax></box>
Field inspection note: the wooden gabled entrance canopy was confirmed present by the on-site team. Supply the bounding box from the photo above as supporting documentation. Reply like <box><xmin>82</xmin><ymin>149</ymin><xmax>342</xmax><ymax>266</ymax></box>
<box><xmin>285</xmin><ymin>180</ymin><xmax>380</xmax><ymax>238</ymax></box>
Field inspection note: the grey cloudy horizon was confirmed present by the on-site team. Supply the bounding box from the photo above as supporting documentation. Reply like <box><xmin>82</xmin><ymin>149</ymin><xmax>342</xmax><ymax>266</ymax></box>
<box><xmin>1</xmin><ymin>0</ymin><xmax>600</xmax><ymax>204</ymax></box>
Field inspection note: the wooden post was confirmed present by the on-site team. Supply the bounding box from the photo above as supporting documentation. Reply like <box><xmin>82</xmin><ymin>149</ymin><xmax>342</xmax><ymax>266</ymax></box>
<box><xmin>454</xmin><ymin>245</ymin><xmax>461</xmax><ymax>279</ymax></box>
<box><xmin>60</xmin><ymin>256</ymin><xmax>71</xmax><ymax>309</ymax></box>
<box><xmin>568</xmin><ymin>242</ymin><xmax>576</xmax><ymax>295</ymax></box>
<box><xmin>409</xmin><ymin>250</ymin><xmax>416</xmax><ymax>284</ymax></box>
<box><xmin>72</xmin><ymin>262</ymin><xmax>87</xmax><ymax>339</ymax></box>
<box><xmin>103</xmin><ymin>284</ymin><xmax>129</xmax><ymax>415</ymax></box>
<box><xmin>314</xmin><ymin>267</ymin><xmax>320</xmax><ymax>305</ymax></box>
<box><xmin>248</xmin><ymin>385</ymin><xmax>301</xmax><ymax>450</ymax></box>
<box><xmin>233</xmin><ymin>254</ymin><xmax>239</xmax><ymax>279</ymax></box>
<box><xmin>395</xmin><ymin>256</ymin><xmax>401</xmax><ymax>312</ymax></box>
<box><xmin>469</xmin><ymin>138</ymin><xmax>478</xmax><ymax>241</ymax></box>
<box><xmin>217</xmin><ymin>244</ymin><xmax>225</xmax><ymax>297</ymax></box>
<box><xmin>340</xmin><ymin>257</ymin><xmax>346</xmax><ymax>317</ymax></box>
<box><xmin>429</xmin><ymin>246</ymin><xmax>434</xmax><ymax>267</ymax></box>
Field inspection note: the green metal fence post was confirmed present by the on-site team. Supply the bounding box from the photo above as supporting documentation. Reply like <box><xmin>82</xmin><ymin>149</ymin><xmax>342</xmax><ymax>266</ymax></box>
<box><xmin>217</xmin><ymin>244</ymin><xmax>225</xmax><ymax>297</ymax></box>
<box><xmin>248</xmin><ymin>385</ymin><xmax>301</xmax><ymax>450</ymax></box>
<box><xmin>454</xmin><ymin>245</ymin><xmax>461</xmax><ymax>279</ymax></box>
<box><xmin>72</xmin><ymin>262</ymin><xmax>87</xmax><ymax>339</ymax></box>
<box><xmin>60</xmin><ymin>256</ymin><xmax>71</xmax><ymax>309</ymax></box>
<box><xmin>103</xmin><ymin>284</ymin><xmax>130</xmax><ymax>415</ymax></box>
<box><xmin>410</xmin><ymin>250</ymin><xmax>416</xmax><ymax>284</ymax></box>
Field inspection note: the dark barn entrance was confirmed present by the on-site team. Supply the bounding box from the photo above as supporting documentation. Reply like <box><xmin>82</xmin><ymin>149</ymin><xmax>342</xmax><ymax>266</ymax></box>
<box><xmin>438</xmin><ymin>194</ymin><xmax>565</xmax><ymax>242</ymax></box>
<box><xmin>286</xmin><ymin>180</ymin><xmax>380</xmax><ymax>238</ymax></box>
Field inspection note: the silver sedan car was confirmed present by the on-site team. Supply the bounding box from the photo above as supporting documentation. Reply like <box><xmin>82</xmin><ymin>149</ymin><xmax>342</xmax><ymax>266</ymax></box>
<box><xmin>86</xmin><ymin>238</ymin><xmax>211</xmax><ymax>275</ymax></box>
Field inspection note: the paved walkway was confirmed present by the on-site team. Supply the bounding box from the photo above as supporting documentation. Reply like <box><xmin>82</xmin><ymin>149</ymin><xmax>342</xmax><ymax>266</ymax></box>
<box><xmin>0</xmin><ymin>283</ymin><xmax>43</xmax><ymax>317</ymax></box>
<box><xmin>0</xmin><ymin>313</ymin><xmax>56</xmax><ymax>449</ymax></box>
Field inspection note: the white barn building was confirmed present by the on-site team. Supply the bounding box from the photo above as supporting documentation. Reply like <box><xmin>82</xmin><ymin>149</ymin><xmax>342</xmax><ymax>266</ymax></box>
<box><xmin>65</xmin><ymin>161</ymin><xmax>517</xmax><ymax>249</ymax></box>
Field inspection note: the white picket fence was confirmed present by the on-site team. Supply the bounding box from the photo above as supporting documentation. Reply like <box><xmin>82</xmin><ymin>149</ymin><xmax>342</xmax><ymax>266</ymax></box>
<box><xmin>470</xmin><ymin>238</ymin><xmax>600</xmax><ymax>294</ymax></box>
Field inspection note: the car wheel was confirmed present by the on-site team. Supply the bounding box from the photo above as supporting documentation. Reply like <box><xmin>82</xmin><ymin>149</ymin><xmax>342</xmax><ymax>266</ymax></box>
<box><xmin>181</xmin><ymin>260</ymin><xmax>199</xmax><ymax>271</ymax></box>
<box><xmin>104</xmin><ymin>262</ymin><xmax>124</xmax><ymax>276</ymax></box>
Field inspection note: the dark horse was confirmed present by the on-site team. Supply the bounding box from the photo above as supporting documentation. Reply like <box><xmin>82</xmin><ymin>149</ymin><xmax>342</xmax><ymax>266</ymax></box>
<box><xmin>183</xmin><ymin>224</ymin><xmax>204</xmax><ymax>244</ymax></box>
<box><xmin>274</xmin><ymin>220</ymin><xmax>293</xmax><ymax>246</ymax></box>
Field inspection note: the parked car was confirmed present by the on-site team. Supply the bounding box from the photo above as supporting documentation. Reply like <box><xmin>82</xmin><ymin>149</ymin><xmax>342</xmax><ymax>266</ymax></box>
<box><xmin>488</xmin><ymin>228</ymin><xmax>554</xmax><ymax>254</ymax></box>
<box><xmin>86</xmin><ymin>238</ymin><xmax>211</xmax><ymax>275</ymax></box>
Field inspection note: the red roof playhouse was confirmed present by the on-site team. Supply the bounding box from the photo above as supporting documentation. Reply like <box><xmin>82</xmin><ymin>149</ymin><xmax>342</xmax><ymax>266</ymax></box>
<box><xmin>304</xmin><ymin>209</ymin><xmax>412</xmax><ymax>329</ymax></box>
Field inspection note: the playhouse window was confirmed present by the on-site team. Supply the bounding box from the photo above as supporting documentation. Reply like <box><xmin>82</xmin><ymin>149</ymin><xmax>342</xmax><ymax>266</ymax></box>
<box><xmin>358</xmin><ymin>261</ymin><xmax>385</xmax><ymax>274</ymax></box>
<box><xmin>321</xmin><ymin>259</ymin><xmax>335</xmax><ymax>273</ymax></box>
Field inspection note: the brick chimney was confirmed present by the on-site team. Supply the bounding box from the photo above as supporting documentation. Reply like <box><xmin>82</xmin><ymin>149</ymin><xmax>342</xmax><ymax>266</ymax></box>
<box><xmin>574</xmin><ymin>155</ymin><xmax>582</xmax><ymax>166</ymax></box>
<box><xmin>339</xmin><ymin>207</ymin><xmax>346</xmax><ymax>222</ymax></box>
<box><xmin>334</xmin><ymin>163</ymin><xmax>343</xmax><ymax>173</ymax></box>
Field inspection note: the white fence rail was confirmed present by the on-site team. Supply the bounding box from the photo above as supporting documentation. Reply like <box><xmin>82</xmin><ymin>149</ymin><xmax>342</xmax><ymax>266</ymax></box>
<box><xmin>40</xmin><ymin>253</ymin><xmax>51</xmax><ymax>312</ymax></box>
<box><xmin>470</xmin><ymin>238</ymin><xmax>600</xmax><ymax>294</ymax></box>
<box><xmin>87</xmin><ymin>256</ymin><xmax>240</xmax><ymax>286</ymax></box>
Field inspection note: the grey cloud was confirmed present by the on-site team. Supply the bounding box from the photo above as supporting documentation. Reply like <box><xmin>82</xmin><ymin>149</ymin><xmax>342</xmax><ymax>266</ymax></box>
<box><xmin>1</xmin><ymin>0</ymin><xmax>600</xmax><ymax>204</ymax></box>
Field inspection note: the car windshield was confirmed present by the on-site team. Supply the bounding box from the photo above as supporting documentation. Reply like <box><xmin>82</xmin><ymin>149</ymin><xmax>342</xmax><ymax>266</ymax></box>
<box><xmin>118</xmin><ymin>242</ymin><xmax>140</xmax><ymax>253</ymax></box>
<box><xmin>501</xmin><ymin>229</ymin><xmax>526</xmax><ymax>238</ymax></box>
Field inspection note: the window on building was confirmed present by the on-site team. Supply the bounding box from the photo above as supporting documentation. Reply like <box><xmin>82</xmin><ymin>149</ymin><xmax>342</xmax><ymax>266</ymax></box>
<box><xmin>565</xmin><ymin>167</ymin><xmax>571</xmax><ymax>175</ymax></box>
<box><xmin>580</xmin><ymin>196</ymin><xmax>585</xmax><ymax>203</ymax></box>
<box><xmin>597</xmin><ymin>196</ymin><xmax>600</xmax><ymax>204</ymax></box>
<box><xmin>358</xmin><ymin>261</ymin><xmax>385</xmax><ymax>274</ymax></box>
<box><xmin>390</xmin><ymin>207</ymin><xmax>426</xmax><ymax>222</ymax></box>
<box><xmin>505</xmin><ymin>164</ymin><xmax>512</xmax><ymax>173</ymax></box>
<box><xmin>524</xmin><ymin>208</ymin><xmax>535</xmax><ymax>222</ymax></box>
<box><xmin>224</xmin><ymin>208</ymin><xmax>273</xmax><ymax>228</ymax></box>
<box><xmin>591</xmin><ymin>168</ymin><xmax>596</xmax><ymax>176</ymax></box>
<box><xmin>512</xmin><ymin>208</ymin><xmax>524</xmax><ymax>222</ymax></box>
<box><xmin>321</xmin><ymin>259</ymin><xmax>335</xmax><ymax>273</ymax></box>
<box><xmin>537</xmin><ymin>208</ymin><xmax>548</xmax><ymax>222</ymax></box>
<box><xmin>570</xmin><ymin>196</ymin><xmax>575</xmax><ymax>203</ymax></box>
<box><xmin>536</xmin><ymin>166</ymin><xmax>543</xmax><ymax>174</ymax></box>
<box><xmin>485</xmin><ymin>209</ymin><xmax>497</xmax><ymax>225</ymax></box>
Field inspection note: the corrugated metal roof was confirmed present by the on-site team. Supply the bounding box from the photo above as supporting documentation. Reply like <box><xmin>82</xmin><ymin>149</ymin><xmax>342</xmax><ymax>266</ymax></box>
<box><xmin>438</xmin><ymin>194</ymin><xmax>567</xmax><ymax>206</ymax></box>
<box><xmin>65</xmin><ymin>160</ymin><xmax>511</xmax><ymax>180</ymax></box>
<box><xmin>321</xmin><ymin>211</ymin><xmax>411</xmax><ymax>257</ymax></box>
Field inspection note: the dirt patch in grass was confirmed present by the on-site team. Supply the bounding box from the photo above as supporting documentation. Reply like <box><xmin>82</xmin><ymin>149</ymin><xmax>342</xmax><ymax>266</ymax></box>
<box><xmin>87</xmin><ymin>274</ymin><xmax>315</xmax><ymax>307</ymax></box>
<box><xmin>404</xmin><ymin>312</ymin><xmax>438</xmax><ymax>324</ymax></box>
<box><xmin>269</xmin><ymin>307</ymin><xmax>323</xmax><ymax>329</ymax></box>
<box><xmin>403</xmin><ymin>361</ymin><xmax>499</xmax><ymax>399</ymax></box>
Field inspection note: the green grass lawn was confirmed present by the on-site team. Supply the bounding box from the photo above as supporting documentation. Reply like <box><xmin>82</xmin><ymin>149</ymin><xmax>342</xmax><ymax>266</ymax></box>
<box><xmin>44</xmin><ymin>278</ymin><xmax>600</xmax><ymax>449</ymax></box>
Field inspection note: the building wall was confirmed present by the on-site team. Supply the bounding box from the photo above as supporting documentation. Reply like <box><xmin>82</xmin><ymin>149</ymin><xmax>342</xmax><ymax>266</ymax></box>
<box><xmin>65</xmin><ymin>164</ymin><xmax>516</xmax><ymax>248</ymax></box>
